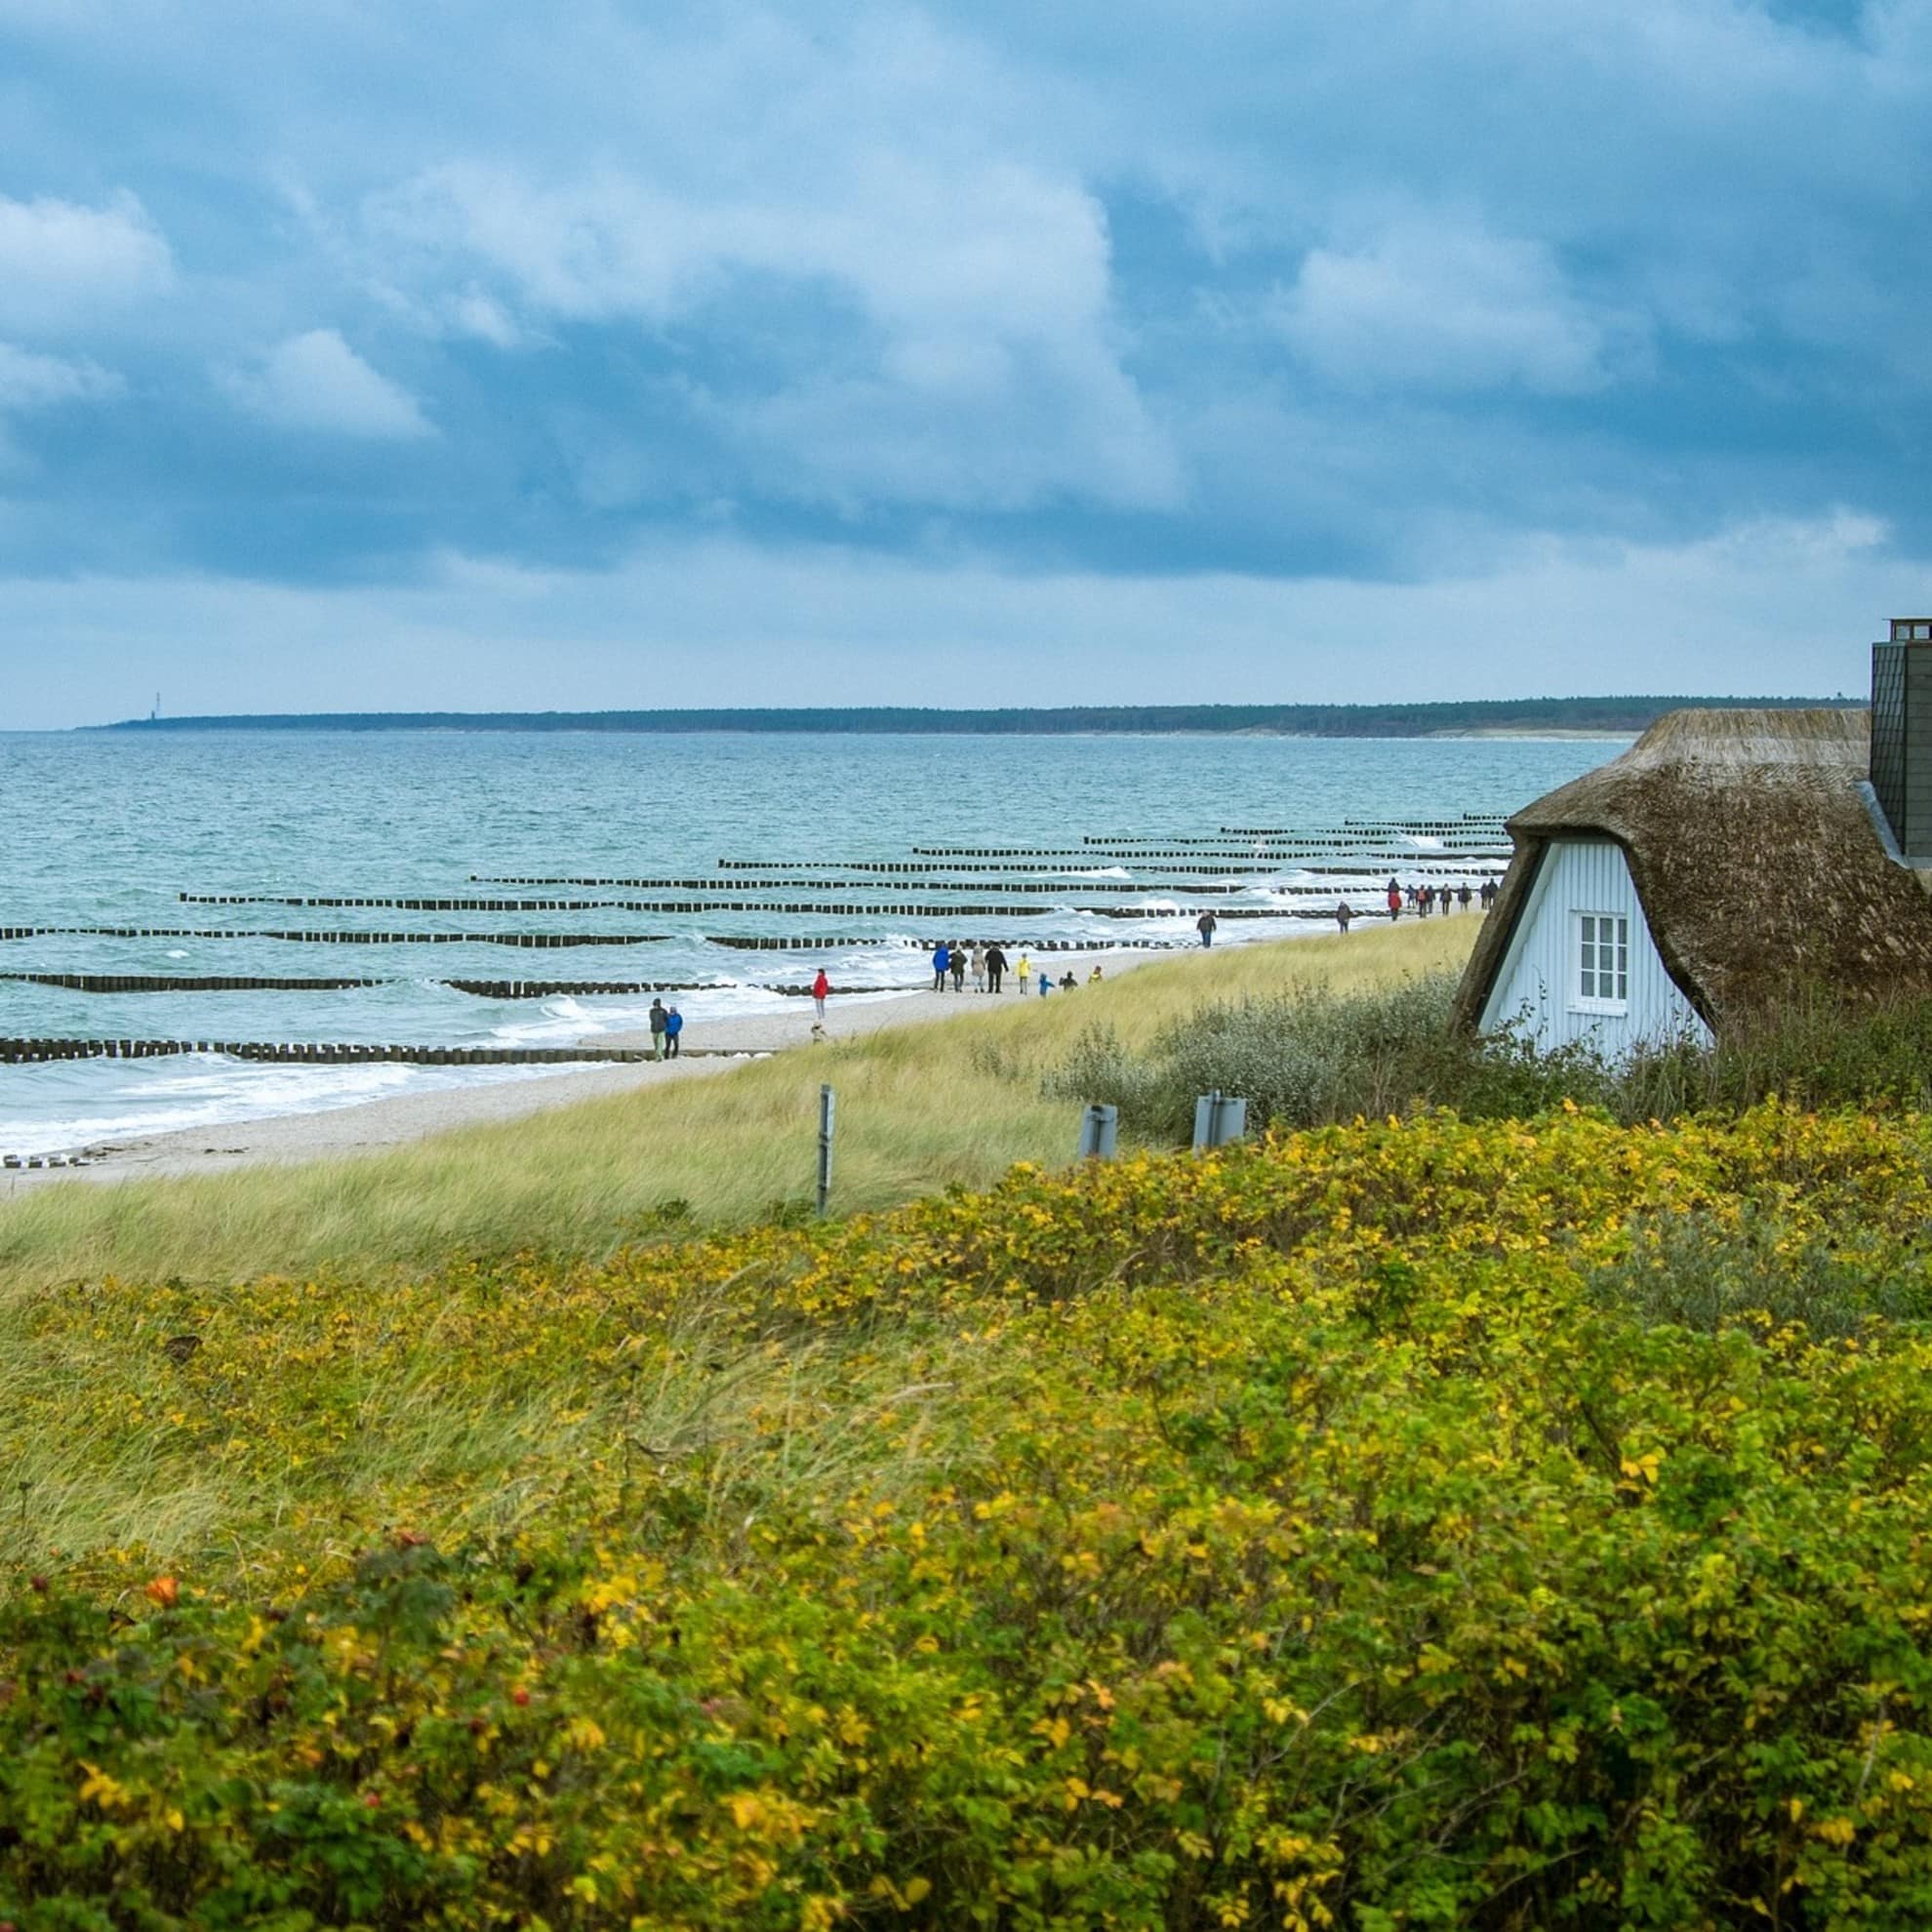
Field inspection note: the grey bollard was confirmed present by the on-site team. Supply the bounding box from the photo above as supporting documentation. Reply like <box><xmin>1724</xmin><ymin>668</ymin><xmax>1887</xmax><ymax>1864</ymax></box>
<box><xmin>816</xmin><ymin>1083</ymin><xmax>836</xmax><ymax>1216</ymax></box>
<box><xmin>1076</xmin><ymin>1104</ymin><xmax>1118</xmax><ymax>1160</ymax></box>
<box><xmin>1192</xmin><ymin>1091</ymin><xmax>1248</xmax><ymax>1152</ymax></box>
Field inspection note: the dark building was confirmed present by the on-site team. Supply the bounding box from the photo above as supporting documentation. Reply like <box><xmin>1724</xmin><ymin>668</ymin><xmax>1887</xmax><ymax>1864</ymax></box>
<box><xmin>1870</xmin><ymin>617</ymin><xmax>1932</xmax><ymax>862</ymax></box>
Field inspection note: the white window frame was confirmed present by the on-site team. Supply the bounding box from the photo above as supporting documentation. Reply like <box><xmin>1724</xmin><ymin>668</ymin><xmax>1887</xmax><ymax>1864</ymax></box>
<box><xmin>1571</xmin><ymin>910</ymin><xmax>1630</xmax><ymax>1015</ymax></box>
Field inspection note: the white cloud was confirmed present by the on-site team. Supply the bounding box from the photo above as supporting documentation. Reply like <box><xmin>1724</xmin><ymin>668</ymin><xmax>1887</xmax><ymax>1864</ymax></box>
<box><xmin>224</xmin><ymin>329</ymin><xmax>431</xmax><ymax>439</ymax></box>
<box><xmin>1276</xmin><ymin>217</ymin><xmax>1645</xmax><ymax>394</ymax></box>
<box><xmin>367</xmin><ymin>144</ymin><xmax>1179</xmax><ymax>508</ymax></box>
<box><xmin>0</xmin><ymin>191</ymin><xmax>173</xmax><ymax>334</ymax></box>
<box><xmin>449</xmin><ymin>289</ymin><xmax>522</xmax><ymax>347</ymax></box>
<box><xmin>0</xmin><ymin>342</ymin><xmax>121</xmax><ymax>411</ymax></box>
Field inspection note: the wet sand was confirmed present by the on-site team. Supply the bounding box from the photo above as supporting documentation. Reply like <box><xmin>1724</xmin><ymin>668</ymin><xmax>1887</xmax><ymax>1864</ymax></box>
<box><xmin>2</xmin><ymin>943</ymin><xmax>1194</xmax><ymax>1191</ymax></box>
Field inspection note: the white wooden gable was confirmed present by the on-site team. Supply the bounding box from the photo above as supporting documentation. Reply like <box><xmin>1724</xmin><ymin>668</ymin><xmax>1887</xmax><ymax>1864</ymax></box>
<box><xmin>1479</xmin><ymin>836</ymin><xmax>1711</xmax><ymax>1059</ymax></box>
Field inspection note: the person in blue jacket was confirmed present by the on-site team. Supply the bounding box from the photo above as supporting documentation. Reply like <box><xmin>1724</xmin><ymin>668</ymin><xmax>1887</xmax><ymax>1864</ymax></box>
<box><xmin>664</xmin><ymin>1005</ymin><xmax>684</xmax><ymax>1058</ymax></box>
<box><xmin>932</xmin><ymin>942</ymin><xmax>950</xmax><ymax>990</ymax></box>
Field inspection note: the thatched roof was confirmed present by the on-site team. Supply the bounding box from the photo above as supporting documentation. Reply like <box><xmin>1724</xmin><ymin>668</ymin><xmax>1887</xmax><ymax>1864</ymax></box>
<box><xmin>1451</xmin><ymin>706</ymin><xmax>1932</xmax><ymax>1035</ymax></box>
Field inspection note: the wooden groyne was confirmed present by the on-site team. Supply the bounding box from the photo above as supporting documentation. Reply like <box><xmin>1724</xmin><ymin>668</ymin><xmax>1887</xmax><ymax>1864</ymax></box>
<box><xmin>0</xmin><ymin>929</ymin><xmax>670</xmax><ymax>946</ymax></box>
<box><xmin>711</xmin><ymin>859</ymin><xmax>1500</xmax><ymax>878</ymax></box>
<box><xmin>0</xmin><ymin>972</ymin><xmax>856</xmax><ymax>998</ymax></box>
<box><xmin>163</xmin><ymin>900</ymin><xmax>1317</xmax><ymax>920</ymax></box>
<box><xmin>0</xmin><ymin>972</ymin><xmax>383</xmax><ymax>992</ymax></box>
<box><xmin>0</xmin><ymin>1038</ymin><xmax>747</xmax><ymax>1067</ymax></box>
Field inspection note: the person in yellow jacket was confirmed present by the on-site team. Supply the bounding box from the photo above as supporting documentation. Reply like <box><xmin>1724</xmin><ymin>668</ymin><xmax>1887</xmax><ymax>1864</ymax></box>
<box><xmin>1016</xmin><ymin>952</ymin><xmax>1031</xmax><ymax>996</ymax></box>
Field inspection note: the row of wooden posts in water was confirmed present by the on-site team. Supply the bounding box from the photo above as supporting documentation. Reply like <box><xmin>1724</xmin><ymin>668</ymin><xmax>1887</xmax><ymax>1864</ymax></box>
<box><xmin>0</xmin><ymin>924</ymin><xmax>1270</xmax><ymax>946</ymax></box>
<box><xmin>3</xmin><ymin>972</ymin><xmax>871</xmax><ymax>998</ymax></box>
<box><xmin>0</xmin><ymin>1038</ymin><xmax>743</xmax><ymax>1067</ymax></box>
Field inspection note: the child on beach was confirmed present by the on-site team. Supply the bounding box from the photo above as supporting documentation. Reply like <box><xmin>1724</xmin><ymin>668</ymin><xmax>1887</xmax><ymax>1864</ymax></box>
<box><xmin>1016</xmin><ymin>953</ymin><xmax>1031</xmax><ymax>995</ymax></box>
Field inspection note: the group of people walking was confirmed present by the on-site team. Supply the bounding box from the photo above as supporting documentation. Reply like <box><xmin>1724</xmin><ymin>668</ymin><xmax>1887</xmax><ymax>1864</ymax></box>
<box><xmin>799</xmin><ymin>944</ymin><xmax>1108</xmax><ymax>1036</ymax></box>
<box><xmin>920</xmin><ymin>942</ymin><xmax>1110</xmax><ymax>996</ymax></box>
<box><xmin>929</xmin><ymin>941</ymin><xmax>1012</xmax><ymax>991</ymax></box>
<box><xmin>1379</xmin><ymin>877</ymin><xmax>1498</xmax><ymax>922</ymax></box>
<box><xmin>1331</xmin><ymin>878</ymin><xmax>1497</xmax><ymax>934</ymax></box>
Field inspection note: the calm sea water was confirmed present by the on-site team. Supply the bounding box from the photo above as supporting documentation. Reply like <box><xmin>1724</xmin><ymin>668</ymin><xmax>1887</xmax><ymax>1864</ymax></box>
<box><xmin>0</xmin><ymin>730</ymin><xmax>1616</xmax><ymax>1154</ymax></box>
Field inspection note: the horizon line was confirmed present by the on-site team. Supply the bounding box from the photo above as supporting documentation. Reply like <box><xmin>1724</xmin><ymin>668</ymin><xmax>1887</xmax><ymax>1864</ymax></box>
<box><xmin>82</xmin><ymin>694</ymin><xmax>1859</xmax><ymax>735</ymax></box>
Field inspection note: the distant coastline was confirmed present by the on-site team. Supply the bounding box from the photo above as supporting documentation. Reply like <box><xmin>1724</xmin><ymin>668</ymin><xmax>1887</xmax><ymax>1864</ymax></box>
<box><xmin>92</xmin><ymin>697</ymin><xmax>1855</xmax><ymax>739</ymax></box>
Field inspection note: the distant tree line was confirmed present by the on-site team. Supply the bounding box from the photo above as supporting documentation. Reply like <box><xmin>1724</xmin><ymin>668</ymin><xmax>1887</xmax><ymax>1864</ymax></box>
<box><xmin>95</xmin><ymin>697</ymin><xmax>1854</xmax><ymax>738</ymax></box>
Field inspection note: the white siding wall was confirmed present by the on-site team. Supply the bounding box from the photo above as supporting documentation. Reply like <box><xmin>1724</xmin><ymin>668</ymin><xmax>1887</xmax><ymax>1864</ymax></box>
<box><xmin>1480</xmin><ymin>838</ymin><xmax>1711</xmax><ymax>1059</ymax></box>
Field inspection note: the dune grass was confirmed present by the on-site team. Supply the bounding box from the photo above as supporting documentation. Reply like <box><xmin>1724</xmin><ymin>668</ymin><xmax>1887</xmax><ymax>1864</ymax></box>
<box><xmin>0</xmin><ymin>918</ymin><xmax>1475</xmax><ymax>1291</ymax></box>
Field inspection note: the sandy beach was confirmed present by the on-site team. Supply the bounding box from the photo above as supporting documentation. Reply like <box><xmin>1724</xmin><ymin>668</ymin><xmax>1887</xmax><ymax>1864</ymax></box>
<box><xmin>2</xmin><ymin>942</ymin><xmax>1200</xmax><ymax>1192</ymax></box>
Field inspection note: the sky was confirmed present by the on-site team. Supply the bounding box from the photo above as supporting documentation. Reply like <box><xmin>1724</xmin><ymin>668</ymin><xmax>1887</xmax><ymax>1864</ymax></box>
<box><xmin>2</xmin><ymin>0</ymin><xmax>1929</xmax><ymax>725</ymax></box>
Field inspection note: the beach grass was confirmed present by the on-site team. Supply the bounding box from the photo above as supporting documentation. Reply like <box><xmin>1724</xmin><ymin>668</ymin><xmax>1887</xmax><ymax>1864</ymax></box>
<box><xmin>0</xmin><ymin>917</ymin><xmax>1476</xmax><ymax>1291</ymax></box>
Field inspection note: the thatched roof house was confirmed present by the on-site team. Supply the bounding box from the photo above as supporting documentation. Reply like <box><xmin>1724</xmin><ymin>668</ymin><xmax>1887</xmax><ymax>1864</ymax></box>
<box><xmin>1452</xmin><ymin>703</ymin><xmax>1932</xmax><ymax>1049</ymax></box>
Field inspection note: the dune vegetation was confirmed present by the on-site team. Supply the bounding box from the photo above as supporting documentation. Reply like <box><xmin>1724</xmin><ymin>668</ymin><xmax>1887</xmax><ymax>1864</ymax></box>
<box><xmin>11</xmin><ymin>1103</ymin><xmax>1932</xmax><ymax>1924</ymax></box>
<box><xmin>20</xmin><ymin>918</ymin><xmax>1932</xmax><ymax>1922</ymax></box>
<box><xmin>0</xmin><ymin>918</ymin><xmax>1476</xmax><ymax>1292</ymax></box>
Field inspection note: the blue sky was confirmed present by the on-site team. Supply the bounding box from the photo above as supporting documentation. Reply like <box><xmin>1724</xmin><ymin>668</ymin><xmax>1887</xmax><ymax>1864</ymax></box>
<box><xmin>2</xmin><ymin>0</ymin><xmax>1928</xmax><ymax>725</ymax></box>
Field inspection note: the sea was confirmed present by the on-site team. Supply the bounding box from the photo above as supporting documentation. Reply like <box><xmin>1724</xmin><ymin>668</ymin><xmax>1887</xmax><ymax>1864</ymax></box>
<box><xmin>0</xmin><ymin>729</ymin><xmax>1620</xmax><ymax>1157</ymax></box>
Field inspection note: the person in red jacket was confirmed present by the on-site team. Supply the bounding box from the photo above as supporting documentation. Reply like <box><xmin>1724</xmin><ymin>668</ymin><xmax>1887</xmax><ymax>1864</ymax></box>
<box><xmin>1386</xmin><ymin>880</ymin><xmax>1402</xmax><ymax>921</ymax></box>
<box><xmin>812</xmin><ymin>967</ymin><xmax>829</xmax><ymax>1020</ymax></box>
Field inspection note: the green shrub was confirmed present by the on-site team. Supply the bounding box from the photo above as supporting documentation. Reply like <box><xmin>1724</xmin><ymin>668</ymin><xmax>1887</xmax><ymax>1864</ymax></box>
<box><xmin>16</xmin><ymin>1107</ymin><xmax>1932</xmax><ymax>1924</ymax></box>
<box><xmin>1047</xmin><ymin>973</ymin><xmax>1614</xmax><ymax>1139</ymax></box>
<box><xmin>1051</xmin><ymin>975</ymin><xmax>1932</xmax><ymax>1143</ymax></box>
<box><xmin>1620</xmin><ymin>986</ymin><xmax>1932</xmax><ymax>1118</ymax></box>
<box><xmin>1587</xmin><ymin>1200</ymin><xmax>1932</xmax><ymax>1338</ymax></box>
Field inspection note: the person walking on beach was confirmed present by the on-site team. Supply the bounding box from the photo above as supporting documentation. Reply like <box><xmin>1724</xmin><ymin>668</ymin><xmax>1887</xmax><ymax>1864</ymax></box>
<box><xmin>969</xmin><ymin>944</ymin><xmax>986</xmax><ymax>991</ymax></box>
<box><xmin>950</xmin><ymin>943</ymin><xmax>967</xmax><ymax>992</ymax></box>
<box><xmin>932</xmin><ymin>941</ymin><xmax>950</xmax><ymax>991</ymax></box>
<box><xmin>1336</xmin><ymin>901</ymin><xmax>1353</xmax><ymax>934</ymax></box>
<box><xmin>812</xmin><ymin>967</ymin><xmax>829</xmax><ymax>1020</ymax></box>
<box><xmin>649</xmin><ymin>996</ymin><xmax>668</xmax><ymax>1060</ymax></box>
<box><xmin>1196</xmin><ymin>909</ymin><xmax>1218</xmax><ymax>948</ymax></box>
<box><xmin>1016</xmin><ymin>952</ymin><xmax>1031</xmax><ymax>996</ymax></box>
<box><xmin>985</xmin><ymin>942</ymin><xmax>1007</xmax><ymax>993</ymax></box>
<box><xmin>664</xmin><ymin>1005</ymin><xmax>684</xmax><ymax>1058</ymax></box>
<box><xmin>1458</xmin><ymin>882</ymin><xmax>1473</xmax><ymax>912</ymax></box>
<box><xmin>1387</xmin><ymin>878</ymin><xmax>1401</xmax><ymax>922</ymax></box>
<box><xmin>1038</xmin><ymin>969</ymin><xmax>1052</xmax><ymax>998</ymax></box>
<box><xmin>1059</xmin><ymin>971</ymin><xmax>1077</xmax><ymax>991</ymax></box>
<box><xmin>1089</xmin><ymin>964</ymin><xmax>1104</xmax><ymax>984</ymax></box>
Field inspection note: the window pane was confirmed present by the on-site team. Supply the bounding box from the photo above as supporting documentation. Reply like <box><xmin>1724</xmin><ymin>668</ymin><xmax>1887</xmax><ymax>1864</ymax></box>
<box><xmin>1576</xmin><ymin>912</ymin><xmax>1631</xmax><ymax>1005</ymax></box>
